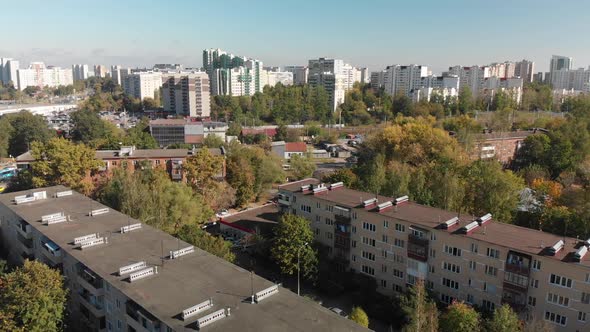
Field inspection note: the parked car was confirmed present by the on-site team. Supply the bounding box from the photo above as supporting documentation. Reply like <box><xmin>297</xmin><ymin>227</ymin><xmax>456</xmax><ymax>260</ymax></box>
<box><xmin>329</xmin><ymin>307</ymin><xmax>348</xmax><ymax>318</ymax></box>
<box><xmin>216</xmin><ymin>209</ymin><xmax>229</xmax><ymax>218</ymax></box>
<box><xmin>201</xmin><ymin>221</ymin><xmax>217</xmax><ymax>229</ymax></box>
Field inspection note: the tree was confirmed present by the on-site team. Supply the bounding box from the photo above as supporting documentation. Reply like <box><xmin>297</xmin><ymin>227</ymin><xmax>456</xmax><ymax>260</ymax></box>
<box><xmin>70</xmin><ymin>109</ymin><xmax>119</xmax><ymax>146</ymax></box>
<box><xmin>226</xmin><ymin>154</ymin><xmax>256</xmax><ymax>207</ymax></box>
<box><xmin>485</xmin><ymin>304</ymin><xmax>522</xmax><ymax>332</ymax></box>
<box><xmin>271</xmin><ymin>214</ymin><xmax>318</xmax><ymax>279</ymax></box>
<box><xmin>4</xmin><ymin>111</ymin><xmax>54</xmax><ymax>157</ymax></box>
<box><xmin>176</xmin><ymin>225</ymin><xmax>235</xmax><ymax>262</ymax></box>
<box><xmin>439</xmin><ymin>301</ymin><xmax>480</xmax><ymax>332</ymax></box>
<box><xmin>124</xmin><ymin>118</ymin><xmax>157</xmax><ymax>149</ymax></box>
<box><xmin>203</xmin><ymin>134</ymin><xmax>224</xmax><ymax>148</ymax></box>
<box><xmin>0</xmin><ymin>260</ymin><xmax>67</xmax><ymax>332</ymax></box>
<box><xmin>142</xmin><ymin>97</ymin><xmax>159</xmax><ymax>110</ymax></box>
<box><xmin>458</xmin><ymin>87</ymin><xmax>474</xmax><ymax>114</ymax></box>
<box><xmin>349</xmin><ymin>306</ymin><xmax>369</xmax><ymax>328</ymax></box>
<box><xmin>401</xmin><ymin>280</ymin><xmax>438</xmax><ymax>332</ymax></box>
<box><xmin>322</xmin><ymin>168</ymin><xmax>358</xmax><ymax>188</ymax></box>
<box><xmin>29</xmin><ymin>137</ymin><xmax>103</xmax><ymax>194</ymax></box>
<box><xmin>183</xmin><ymin>148</ymin><xmax>224</xmax><ymax>192</ymax></box>
<box><xmin>289</xmin><ymin>154</ymin><xmax>316</xmax><ymax>180</ymax></box>
<box><xmin>274</xmin><ymin>124</ymin><xmax>288</xmax><ymax>141</ymax></box>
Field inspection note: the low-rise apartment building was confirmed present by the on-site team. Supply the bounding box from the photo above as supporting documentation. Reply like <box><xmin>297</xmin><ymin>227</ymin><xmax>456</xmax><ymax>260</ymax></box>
<box><xmin>15</xmin><ymin>146</ymin><xmax>226</xmax><ymax>181</ymax></box>
<box><xmin>278</xmin><ymin>179</ymin><xmax>590</xmax><ymax>331</ymax></box>
<box><xmin>470</xmin><ymin>130</ymin><xmax>538</xmax><ymax>165</ymax></box>
<box><xmin>149</xmin><ymin>119</ymin><xmax>228</xmax><ymax>146</ymax></box>
<box><xmin>0</xmin><ymin>186</ymin><xmax>365</xmax><ymax>332</ymax></box>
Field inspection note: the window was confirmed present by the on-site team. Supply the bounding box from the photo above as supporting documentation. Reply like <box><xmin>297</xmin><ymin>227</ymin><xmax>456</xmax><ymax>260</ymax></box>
<box><xmin>578</xmin><ymin>312</ymin><xmax>587</xmax><ymax>322</ymax></box>
<box><xmin>429</xmin><ymin>248</ymin><xmax>436</xmax><ymax>258</ymax></box>
<box><xmin>426</xmin><ymin>280</ymin><xmax>434</xmax><ymax>289</ymax></box>
<box><xmin>486</xmin><ymin>248</ymin><xmax>500</xmax><ymax>259</ymax></box>
<box><xmin>362</xmin><ymin>222</ymin><xmax>376</xmax><ymax>232</ymax></box>
<box><xmin>394</xmin><ymin>238</ymin><xmax>405</xmax><ymax>248</ymax></box>
<box><xmin>352</xmin><ymin>212</ymin><xmax>357</xmax><ymax>219</ymax></box>
<box><xmin>316</xmin><ymin>202</ymin><xmax>321</xmax><ymax>209</ymax></box>
<box><xmin>352</xmin><ymin>226</ymin><xmax>356</xmax><ymax>233</ymax></box>
<box><xmin>300</xmin><ymin>205</ymin><xmax>311</xmax><ymax>213</ymax></box>
<box><xmin>549</xmin><ymin>274</ymin><xmax>573</xmax><ymax>288</ymax></box>
<box><xmin>547</xmin><ymin>293</ymin><xmax>570</xmax><ymax>307</ymax></box>
<box><xmin>116</xmin><ymin>299</ymin><xmax>121</xmax><ymax>308</ymax></box>
<box><xmin>380</xmin><ymin>279</ymin><xmax>387</xmax><ymax>288</ymax></box>
<box><xmin>469</xmin><ymin>260</ymin><xmax>476</xmax><ymax>271</ymax></box>
<box><xmin>381</xmin><ymin>249</ymin><xmax>387</xmax><ymax>258</ymax></box>
<box><xmin>382</xmin><ymin>235</ymin><xmax>388</xmax><ymax>243</ymax></box>
<box><xmin>467</xmin><ymin>294</ymin><xmax>474</xmax><ymax>304</ymax></box>
<box><xmin>315</xmin><ymin>215</ymin><xmax>320</xmax><ymax>222</ymax></box>
<box><xmin>381</xmin><ymin>264</ymin><xmax>387</xmax><ymax>273</ymax></box>
<box><xmin>106</xmin><ymin>301</ymin><xmax>112</xmax><ymax>313</ymax></box>
<box><xmin>530</xmin><ymin>279</ymin><xmax>539</xmax><ymax>288</ymax></box>
<box><xmin>362</xmin><ymin>251</ymin><xmax>376</xmax><ymax>261</ymax></box>
<box><xmin>361</xmin><ymin>265</ymin><xmax>375</xmax><ymax>276</ymax></box>
<box><xmin>393</xmin><ymin>253</ymin><xmax>405</xmax><ymax>264</ymax></box>
<box><xmin>393</xmin><ymin>269</ymin><xmax>404</xmax><ymax>279</ymax></box>
<box><xmin>545</xmin><ymin>311</ymin><xmax>567</xmax><ymax>326</ymax></box>
<box><xmin>582</xmin><ymin>292</ymin><xmax>590</xmax><ymax>304</ymax></box>
<box><xmin>325</xmin><ymin>217</ymin><xmax>334</xmax><ymax>225</ymax></box>
<box><xmin>315</xmin><ymin>228</ymin><xmax>320</xmax><ymax>236</ymax></box>
<box><xmin>468</xmin><ymin>278</ymin><xmax>472</xmax><ymax>286</ymax></box>
<box><xmin>528</xmin><ymin>296</ymin><xmax>536</xmax><ymax>306</ymax></box>
<box><xmin>411</xmin><ymin>228</ymin><xmax>424</xmax><ymax>238</ymax></box>
<box><xmin>352</xmin><ymin>240</ymin><xmax>356</xmax><ymax>248</ymax></box>
<box><xmin>407</xmin><ymin>275</ymin><xmax>417</xmax><ymax>285</ymax></box>
<box><xmin>532</xmin><ymin>259</ymin><xmax>541</xmax><ymax>270</ymax></box>
<box><xmin>362</xmin><ymin>237</ymin><xmax>376</xmax><ymax>247</ymax></box>
<box><xmin>395</xmin><ymin>223</ymin><xmax>405</xmax><ymax>232</ymax></box>
<box><xmin>325</xmin><ymin>232</ymin><xmax>333</xmax><ymax>239</ymax></box>
<box><xmin>485</xmin><ymin>265</ymin><xmax>498</xmax><ymax>276</ymax></box>
<box><xmin>117</xmin><ymin>320</ymin><xmax>122</xmax><ymax>329</ymax></box>
<box><xmin>440</xmin><ymin>294</ymin><xmax>455</xmax><ymax>304</ymax></box>
<box><xmin>483</xmin><ymin>282</ymin><xmax>487</xmax><ymax>292</ymax></box>
<box><xmin>352</xmin><ymin>255</ymin><xmax>356</xmax><ymax>262</ymax></box>
<box><xmin>482</xmin><ymin>300</ymin><xmax>495</xmax><ymax>311</ymax></box>
<box><xmin>428</xmin><ymin>265</ymin><xmax>435</xmax><ymax>273</ymax></box>
<box><xmin>155</xmin><ymin>159</ymin><xmax>161</xmax><ymax>165</ymax></box>
<box><xmin>471</xmin><ymin>243</ymin><xmax>478</xmax><ymax>253</ymax></box>
<box><xmin>430</xmin><ymin>233</ymin><xmax>437</xmax><ymax>241</ymax></box>
<box><xmin>442</xmin><ymin>261</ymin><xmax>461</xmax><ymax>273</ymax></box>
<box><xmin>586</xmin><ymin>273</ymin><xmax>590</xmax><ymax>283</ymax></box>
<box><xmin>383</xmin><ymin>220</ymin><xmax>389</xmax><ymax>228</ymax></box>
<box><xmin>394</xmin><ymin>284</ymin><xmax>403</xmax><ymax>292</ymax></box>
<box><xmin>444</xmin><ymin>245</ymin><xmax>462</xmax><ymax>256</ymax></box>
<box><xmin>107</xmin><ymin>321</ymin><xmax>113</xmax><ymax>331</ymax></box>
<box><xmin>442</xmin><ymin>277</ymin><xmax>460</xmax><ymax>289</ymax></box>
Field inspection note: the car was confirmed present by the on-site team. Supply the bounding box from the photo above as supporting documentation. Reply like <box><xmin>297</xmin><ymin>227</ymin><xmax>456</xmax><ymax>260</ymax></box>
<box><xmin>201</xmin><ymin>221</ymin><xmax>217</xmax><ymax>229</ymax></box>
<box><xmin>216</xmin><ymin>209</ymin><xmax>229</xmax><ymax>218</ymax></box>
<box><xmin>329</xmin><ymin>307</ymin><xmax>348</xmax><ymax>318</ymax></box>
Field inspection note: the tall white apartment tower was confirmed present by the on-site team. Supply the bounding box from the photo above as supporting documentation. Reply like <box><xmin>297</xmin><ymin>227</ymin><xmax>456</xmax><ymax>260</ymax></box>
<box><xmin>549</xmin><ymin>55</ymin><xmax>573</xmax><ymax>87</ymax></box>
<box><xmin>308</xmin><ymin>58</ymin><xmax>346</xmax><ymax>111</ymax></box>
<box><xmin>0</xmin><ymin>58</ymin><xmax>20</xmax><ymax>86</ymax></box>
<box><xmin>383</xmin><ymin>65</ymin><xmax>429</xmax><ymax>97</ymax></box>
<box><xmin>72</xmin><ymin>64</ymin><xmax>90</xmax><ymax>81</ymax></box>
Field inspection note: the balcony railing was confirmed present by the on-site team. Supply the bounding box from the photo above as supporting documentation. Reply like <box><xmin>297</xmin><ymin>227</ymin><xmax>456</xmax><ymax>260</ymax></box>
<box><xmin>504</xmin><ymin>262</ymin><xmax>530</xmax><ymax>276</ymax></box>
<box><xmin>78</xmin><ymin>268</ymin><xmax>103</xmax><ymax>290</ymax></box>
<box><xmin>334</xmin><ymin>233</ymin><xmax>351</xmax><ymax>250</ymax></box>
<box><xmin>15</xmin><ymin>222</ymin><xmax>32</xmax><ymax>239</ymax></box>
<box><xmin>407</xmin><ymin>234</ymin><xmax>429</xmax><ymax>262</ymax></box>
<box><xmin>334</xmin><ymin>214</ymin><xmax>351</xmax><ymax>225</ymax></box>
<box><xmin>501</xmin><ymin>292</ymin><xmax>527</xmax><ymax>312</ymax></box>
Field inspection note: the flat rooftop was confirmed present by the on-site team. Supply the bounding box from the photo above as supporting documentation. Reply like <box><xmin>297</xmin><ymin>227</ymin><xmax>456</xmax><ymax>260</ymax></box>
<box><xmin>16</xmin><ymin>148</ymin><xmax>222</xmax><ymax>163</ymax></box>
<box><xmin>0</xmin><ymin>186</ymin><xmax>366</xmax><ymax>332</ymax></box>
<box><xmin>220</xmin><ymin>204</ymin><xmax>280</xmax><ymax>236</ymax></box>
<box><xmin>280</xmin><ymin>179</ymin><xmax>590</xmax><ymax>267</ymax></box>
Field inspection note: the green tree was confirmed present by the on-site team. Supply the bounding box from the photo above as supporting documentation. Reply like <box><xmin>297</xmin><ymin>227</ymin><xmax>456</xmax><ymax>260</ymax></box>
<box><xmin>202</xmin><ymin>134</ymin><xmax>224</xmax><ymax>148</ymax></box>
<box><xmin>29</xmin><ymin>137</ymin><xmax>103</xmax><ymax>194</ymax></box>
<box><xmin>271</xmin><ymin>214</ymin><xmax>318</xmax><ymax>279</ymax></box>
<box><xmin>5</xmin><ymin>111</ymin><xmax>54</xmax><ymax>157</ymax></box>
<box><xmin>142</xmin><ymin>97</ymin><xmax>159</xmax><ymax>110</ymax></box>
<box><xmin>439</xmin><ymin>301</ymin><xmax>480</xmax><ymax>332</ymax></box>
<box><xmin>289</xmin><ymin>154</ymin><xmax>316</xmax><ymax>180</ymax></box>
<box><xmin>274</xmin><ymin>124</ymin><xmax>288</xmax><ymax>141</ymax></box>
<box><xmin>226</xmin><ymin>154</ymin><xmax>256</xmax><ymax>207</ymax></box>
<box><xmin>485</xmin><ymin>304</ymin><xmax>522</xmax><ymax>332</ymax></box>
<box><xmin>70</xmin><ymin>109</ymin><xmax>119</xmax><ymax>146</ymax></box>
<box><xmin>0</xmin><ymin>260</ymin><xmax>67</xmax><ymax>332</ymax></box>
<box><xmin>322</xmin><ymin>168</ymin><xmax>358</xmax><ymax>188</ymax></box>
<box><xmin>124</xmin><ymin>118</ymin><xmax>157</xmax><ymax>149</ymax></box>
<box><xmin>176</xmin><ymin>225</ymin><xmax>235</xmax><ymax>262</ymax></box>
<box><xmin>401</xmin><ymin>280</ymin><xmax>438</xmax><ymax>332</ymax></box>
<box><xmin>349</xmin><ymin>306</ymin><xmax>369</xmax><ymax>328</ymax></box>
<box><xmin>458</xmin><ymin>87</ymin><xmax>474</xmax><ymax>114</ymax></box>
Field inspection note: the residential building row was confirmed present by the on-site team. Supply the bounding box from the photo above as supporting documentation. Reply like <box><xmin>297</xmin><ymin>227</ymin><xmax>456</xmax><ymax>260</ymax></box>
<box><xmin>278</xmin><ymin>178</ymin><xmax>590</xmax><ymax>331</ymax></box>
<box><xmin>0</xmin><ymin>57</ymin><xmax>20</xmax><ymax>86</ymax></box>
<box><xmin>15</xmin><ymin>62</ymin><xmax>73</xmax><ymax>91</ymax></box>
<box><xmin>0</xmin><ymin>186</ymin><xmax>365</xmax><ymax>332</ymax></box>
<box><xmin>149</xmin><ymin>118</ymin><xmax>227</xmax><ymax>146</ymax></box>
<box><xmin>203</xmin><ymin>48</ymin><xmax>264</xmax><ymax>97</ymax></box>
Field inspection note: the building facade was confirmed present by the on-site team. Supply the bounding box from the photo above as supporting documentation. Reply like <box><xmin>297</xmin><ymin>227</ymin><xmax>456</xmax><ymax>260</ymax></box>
<box><xmin>284</xmin><ymin>66</ymin><xmax>309</xmax><ymax>85</ymax></box>
<box><xmin>110</xmin><ymin>66</ymin><xmax>131</xmax><ymax>86</ymax></box>
<box><xmin>383</xmin><ymin>65</ymin><xmax>429</xmax><ymax>97</ymax></box>
<box><xmin>72</xmin><ymin>64</ymin><xmax>90</xmax><ymax>81</ymax></box>
<box><xmin>149</xmin><ymin>119</ymin><xmax>227</xmax><ymax>146</ymax></box>
<box><xmin>0</xmin><ymin>186</ymin><xmax>365</xmax><ymax>332</ymax></box>
<box><xmin>278</xmin><ymin>179</ymin><xmax>590</xmax><ymax>331</ymax></box>
<box><xmin>122</xmin><ymin>72</ymin><xmax>162</xmax><ymax>100</ymax></box>
<box><xmin>162</xmin><ymin>73</ymin><xmax>211</xmax><ymax>118</ymax></box>
<box><xmin>515</xmin><ymin>60</ymin><xmax>535</xmax><ymax>83</ymax></box>
<box><xmin>16</xmin><ymin>62</ymin><xmax>73</xmax><ymax>91</ymax></box>
<box><xmin>260</xmin><ymin>69</ymin><xmax>293</xmax><ymax>87</ymax></box>
<box><xmin>0</xmin><ymin>58</ymin><xmax>20</xmax><ymax>86</ymax></box>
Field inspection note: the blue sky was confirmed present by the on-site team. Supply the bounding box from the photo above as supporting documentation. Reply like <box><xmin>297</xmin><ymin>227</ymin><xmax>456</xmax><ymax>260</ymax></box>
<box><xmin>2</xmin><ymin>0</ymin><xmax>589</xmax><ymax>74</ymax></box>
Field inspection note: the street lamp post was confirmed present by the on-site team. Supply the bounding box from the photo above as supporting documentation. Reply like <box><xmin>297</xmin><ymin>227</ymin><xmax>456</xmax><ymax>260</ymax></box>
<box><xmin>297</xmin><ymin>242</ymin><xmax>308</xmax><ymax>296</ymax></box>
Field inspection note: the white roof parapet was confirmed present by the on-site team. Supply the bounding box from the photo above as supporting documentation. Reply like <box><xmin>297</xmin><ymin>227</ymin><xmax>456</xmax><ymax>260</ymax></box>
<box><xmin>55</xmin><ymin>190</ymin><xmax>73</xmax><ymax>198</ymax></box>
<box><xmin>182</xmin><ymin>299</ymin><xmax>214</xmax><ymax>321</ymax></box>
<box><xmin>15</xmin><ymin>191</ymin><xmax>47</xmax><ymax>204</ymax></box>
<box><xmin>79</xmin><ymin>237</ymin><xmax>107</xmax><ymax>249</ymax></box>
<box><xmin>89</xmin><ymin>208</ymin><xmax>109</xmax><ymax>216</ymax></box>
<box><xmin>121</xmin><ymin>223</ymin><xmax>142</xmax><ymax>233</ymax></box>
<box><xmin>129</xmin><ymin>266</ymin><xmax>158</xmax><ymax>282</ymax></box>
<box><xmin>394</xmin><ymin>195</ymin><xmax>409</xmax><ymax>205</ymax></box>
<box><xmin>254</xmin><ymin>284</ymin><xmax>279</xmax><ymax>303</ymax></box>
<box><xmin>42</xmin><ymin>212</ymin><xmax>65</xmax><ymax>222</ymax></box>
<box><xmin>118</xmin><ymin>261</ymin><xmax>147</xmax><ymax>276</ymax></box>
<box><xmin>170</xmin><ymin>246</ymin><xmax>194</xmax><ymax>259</ymax></box>
<box><xmin>45</xmin><ymin>215</ymin><xmax>69</xmax><ymax>225</ymax></box>
<box><xmin>462</xmin><ymin>221</ymin><xmax>479</xmax><ymax>233</ymax></box>
<box><xmin>478</xmin><ymin>213</ymin><xmax>492</xmax><ymax>225</ymax></box>
<box><xmin>74</xmin><ymin>233</ymin><xmax>99</xmax><ymax>244</ymax></box>
<box><xmin>441</xmin><ymin>217</ymin><xmax>459</xmax><ymax>229</ymax></box>
<box><xmin>363</xmin><ymin>198</ymin><xmax>377</xmax><ymax>207</ymax></box>
<box><xmin>196</xmin><ymin>308</ymin><xmax>227</xmax><ymax>329</ymax></box>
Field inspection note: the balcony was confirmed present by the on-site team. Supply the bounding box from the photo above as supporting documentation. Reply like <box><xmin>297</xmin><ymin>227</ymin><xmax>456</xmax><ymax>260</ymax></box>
<box><xmin>407</xmin><ymin>234</ymin><xmax>429</xmax><ymax>262</ymax></box>
<box><xmin>77</xmin><ymin>267</ymin><xmax>104</xmax><ymax>294</ymax></box>
<box><xmin>504</xmin><ymin>262</ymin><xmax>530</xmax><ymax>276</ymax></box>
<box><xmin>501</xmin><ymin>290</ymin><xmax>527</xmax><ymax>312</ymax></box>
<box><xmin>126</xmin><ymin>300</ymin><xmax>161</xmax><ymax>332</ymax></box>
<box><xmin>79</xmin><ymin>304</ymin><xmax>106</xmax><ymax>331</ymax></box>
<box><xmin>15</xmin><ymin>221</ymin><xmax>32</xmax><ymax>239</ymax></box>
<box><xmin>16</xmin><ymin>233</ymin><xmax>34</xmax><ymax>255</ymax></box>
<box><xmin>41</xmin><ymin>240</ymin><xmax>62</xmax><ymax>265</ymax></box>
<box><xmin>334</xmin><ymin>231</ymin><xmax>350</xmax><ymax>250</ymax></box>
<box><xmin>503</xmin><ymin>271</ymin><xmax>529</xmax><ymax>292</ymax></box>
<box><xmin>505</xmin><ymin>252</ymin><xmax>531</xmax><ymax>276</ymax></box>
<box><xmin>79</xmin><ymin>288</ymin><xmax>105</xmax><ymax>317</ymax></box>
<box><xmin>334</xmin><ymin>214</ymin><xmax>351</xmax><ymax>225</ymax></box>
<box><xmin>278</xmin><ymin>193</ymin><xmax>291</xmax><ymax>206</ymax></box>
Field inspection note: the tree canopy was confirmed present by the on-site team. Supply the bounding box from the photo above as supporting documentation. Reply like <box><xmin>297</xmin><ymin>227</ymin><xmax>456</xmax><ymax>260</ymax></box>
<box><xmin>439</xmin><ymin>301</ymin><xmax>480</xmax><ymax>332</ymax></box>
<box><xmin>349</xmin><ymin>306</ymin><xmax>369</xmax><ymax>328</ymax></box>
<box><xmin>271</xmin><ymin>214</ymin><xmax>318</xmax><ymax>279</ymax></box>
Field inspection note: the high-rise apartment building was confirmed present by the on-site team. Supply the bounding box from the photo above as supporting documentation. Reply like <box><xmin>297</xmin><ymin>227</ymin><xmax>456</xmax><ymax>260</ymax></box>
<box><xmin>110</xmin><ymin>66</ymin><xmax>131</xmax><ymax>86</ymax></box>
<box><xmin>72</xmin><ymin>64</ymin><xmax>90</xmax><ymax>81</ymax></box>
<box><xmin>382</xmin><ymin>65</ymin><xmax>429</xmax><ymax>97</ymax></box>
<box><xmin>122</xmin><ymin>72</ymin><xmax>162</xmax><ymax>100</ymax></box>
<box><xmin>16</xmin><ymin>62</ymin><xmax>73</xmax><ymax>90</ymax></box>
<box><xmin>278</xmin><ymin>178</ymin><xmax>590</xmax><ymax>331</ymax></box>
<box><xmin>308</xmin><ymin>57</ymin><xmax>364</xmax><ymax>111</ymax></box>
<box><xmin>202</xmin><ymin>48</ymin><xmax>263</xmax><ymax>96</ymax></box>
<box><xmin>549</xmin><ymin>55</ymin><xmax>573</xmax><ymax>86</ymax></box>
<box><xmin>93</xmin><ymin>65</ymin><xmax>109</xmax><ymax>78</ymax></box>
<box><xmin>0</xmin><ymin>58</ymin><xmax>20</xmax><ymax>86</ymax></box>
<box><xmin>284</xmin><ymin>66</ymin><xmax>309</xmax><ymax>85</ymax></box>
<box><xmin>162</xmin><ymin>73</ymin><xmax>211</xmax><ymax>118</ymax></box>
<box><xmin>0</xmin><ymin>186</ymin><xmax>364</xmax><ymax>332</ymax></box>
<box><xmin>448</xmin><ymin>65</ymin><xmax>491</xmax><ymax>96</ymax></box>
<box><xmin>260</xmin><ymin>68</ymin><xmax>293</xmax><ymax>87</ymax></box>
<box><xmin>514</xmin><ymin>60</ymin><xmax>535</xmax><ymax>83</ymax></box>
<box><xmin>550</xmin><ymin>67</ymin><xmax>590</xmax><ymax>91</ymax></box>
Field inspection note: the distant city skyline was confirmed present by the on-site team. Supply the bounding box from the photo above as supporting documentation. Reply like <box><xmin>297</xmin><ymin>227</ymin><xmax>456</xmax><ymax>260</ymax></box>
<box><xmin>2</xmin><ymin>0</ymin><xmax>590</xmax><ymax>73</ymax></box>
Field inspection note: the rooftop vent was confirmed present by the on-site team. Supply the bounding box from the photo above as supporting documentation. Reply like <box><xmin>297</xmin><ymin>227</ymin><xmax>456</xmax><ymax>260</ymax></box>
<box><xmin>41</xmin><ymin>212</ymin><xmax>65</xmax><ymax>222</ymax></box>
<box><xmin>196</xmin><ymin>308</ymin><xmax>228</xmax><ymax>330</ymax></box>
<box><xmin>312</xmin><ymin>186</ymin><xmax>328</xmax><ymax>195</ymax></box>
<box><xmin>41</xmin><ymin>212</ymin><xmax>69</xmax><ymax>225</ymax></box>
<box><xmin>182</xmin><ymin>299</ymin><xmax>214</xmax><ymax>321</ymax></box>
<box><xmin>129</xmin><ymin>266</ymin><xmax>158</xmax><ymax>282</ymax></box>
<box><xmin>574</xmin><ymin>246</ymin><xmax>588</xmax><ymax>262</ymax></box>
<box><xmin>15</xmin><ymin>191</ymin><xmax>47</xmax><ymax>204</ymax></box>
<box><xmin>74</xmin><ymin>233</ymin><xmax>99</xmax><ymax>245</ymax></box>
<box><xmin>55</xmin><ymin>190</ymin><xmax>73</xmax><ymax>198</ymax></box>
<box><xmin>118</xmin><ymin>261</ymin><xmax>147</xmax><ymax>276</ymax></box>
<box><xmin>394</xmin><ymin>195</ymin><xmax>409</xmax><ymax>205</ymax></box>
<box><xmin>363</xmin><ymin>198</ymin><xmax>378</xmax><ymax>208</ymax></box>
<box><xmin>170</xmin><ymin>246</ymin><xmax>194</xmax><ymax>259</ymax></box>
<box><xmin>88</xmin><ymin>208</ymin><xmax>109</xmax><ymax>216</ymax></box>
<box><xmin>441</xmin><ymin>217</ymin><xmax>459</xmax><ymax>229</ymax></box>
<box><xmin>254</xmin><ymin>284</ymin><xmax>279</xmax><ymax>303</ymax></box>
<box><xmin>121</xmin><ymin>223</ymin><xmax>142</xmax><ymax>233</ymax></box>
<box><xmin>477</xmin><ymin>213</ymin><xmax>492</xmax><ymax>225</ymax></box>
<box><xmin>79</xmin><ymin>237</ymin><xmax>107</xmax><ymax>249</ymax></box>
<box><xmin>377</xmin><ymin>201</ymin><xmax>393</xmax><ymax>212</ymax></box>
<box><xmin>300</xmin><ymin>185</ymin><xmax>311</xmax><ymax>192</ymax></box>
<box><xmin>547</xmin><ymin>240</ymin><xmax>565</xmax><ymax>256</ymax></box>
<box><xmin>462</xmin><ymin>221</ymin><xmax>479</xmax><ymax>234</ymax></box>
<box><xmin>329</xmin><ymin>182</ymin><xmax>344</xmax><ymax>190</ymax></box>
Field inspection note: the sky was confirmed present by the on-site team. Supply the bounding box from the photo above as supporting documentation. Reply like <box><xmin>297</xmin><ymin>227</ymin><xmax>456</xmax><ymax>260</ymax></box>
<box><xmin>2</xmin><ymin>0</ymin><xmax>590</xmax><ymax>74</ymax></box>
